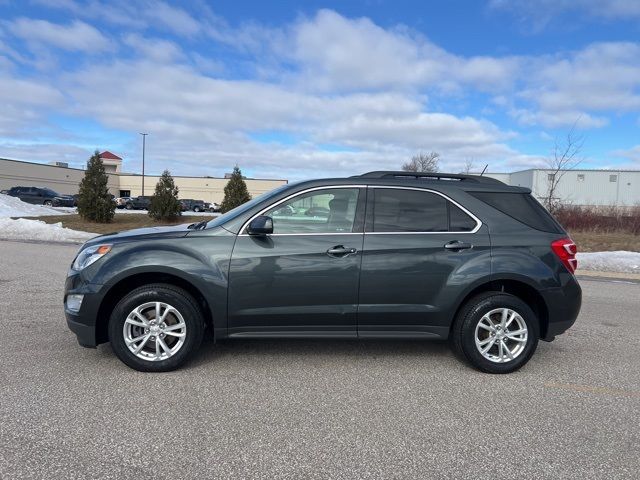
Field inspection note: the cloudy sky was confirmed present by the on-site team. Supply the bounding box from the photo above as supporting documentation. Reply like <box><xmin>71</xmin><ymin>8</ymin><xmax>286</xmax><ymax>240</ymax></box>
<box><xmin>1</xmin><ymin>0</ymin><xmax>639</xmax><ymax>180</ymax></box>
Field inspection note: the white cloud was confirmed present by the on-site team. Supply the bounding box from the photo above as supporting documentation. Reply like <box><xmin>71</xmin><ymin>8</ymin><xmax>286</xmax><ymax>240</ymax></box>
<box><xmin>122</xmin><ymin>34</ymin><xmax>182</xmax><ymax>63</ymax></box>
<box><xmin>145</xmin><ymin>1</ymin><xmax>201</xmax><ymax>36</ymax></box>
<box><xmin>56</xmin><ymin>58</ymin><xmax>518</xmax><ymax>179</ymax></box>
<box><xmin>285</xmin><ymin>10</ymin><xmax>520</xmax><ymax>92</ymax></box>
<box><xmin>3</xmin><ymin>7</ymin><xmax>640</xmax><ymax>177</ymax></box>
<box><xmin>611</xmin><ymin>145</ymin><xmax>640</xmax><ymax>163</ymax></box>
<box><xmin>0</xmin><ymin>74</ymin><xmax>63</xmax><ymax>137</ymax></box>
<box><xmin>8</xmin><ymin>18</ymin><xmax>112</xmax><ymax>53</ymax></box>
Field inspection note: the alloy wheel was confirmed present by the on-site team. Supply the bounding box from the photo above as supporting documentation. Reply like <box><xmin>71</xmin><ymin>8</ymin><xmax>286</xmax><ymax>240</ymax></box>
<box><xmin>123</xmin><ymin>302</ymin><xmax>187</xmax><ymax>362</ymax></box>
<box><xmin>474</xmin><ymin>308</ymin><xmax>528</xmax><ymax>363</ymax></box>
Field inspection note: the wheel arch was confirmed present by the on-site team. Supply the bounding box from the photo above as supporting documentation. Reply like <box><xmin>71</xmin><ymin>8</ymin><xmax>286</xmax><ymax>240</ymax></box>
<box><xmin>95</xmin><ymin>270</ymin><xmax>214</xmax><ymax>345</ymax></box>
<box><xmin>451</xmin><ymin>277</ymin><xmax>550</xmax><ymax>339</ymax></box>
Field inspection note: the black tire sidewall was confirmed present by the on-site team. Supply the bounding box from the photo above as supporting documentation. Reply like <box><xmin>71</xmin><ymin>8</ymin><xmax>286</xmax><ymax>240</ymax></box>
<box><xmin>458</xmin><ymin>294</ymin><xmax>539</xmax><ymax>374</ymax></box>
<box><xmin>108</xmin><ymin>285</ymin><xmax>204</xmax><ymax>372</ymax></box>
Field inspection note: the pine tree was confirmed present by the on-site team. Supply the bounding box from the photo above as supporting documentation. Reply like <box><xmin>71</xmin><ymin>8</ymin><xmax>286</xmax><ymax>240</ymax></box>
<box><xmin>220</xmin><ymin>165</ymin><xmax>251</xmax><ymax>213</ymax></box>
<box><xmin>148</xmin><ymin>170</ymin><xmax>182</xmax><ymax>220</ymax></box>
<box><xmin>77</xmin><ymin>150</ymin><xmax>116</xmax><ymax>223</ymax></box>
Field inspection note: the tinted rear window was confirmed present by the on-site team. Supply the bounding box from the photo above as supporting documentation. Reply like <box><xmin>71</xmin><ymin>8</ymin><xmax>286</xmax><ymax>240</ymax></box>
<box><xmin>371</xmin><ymin>189</ymin><xmax>477</xmax><ymax>232</ymax></box>
<box><xmin>470</xmin><ymin>192</ymin><xmax>562</xmax><ymax>233</ymax></box>
<box><xmin>449</xmin><ymin>203</ymin><xmax>477</xmax><ymax>232</ymax></box>
<box><xmin>373</xmin><ymin>189</ymin><xmax>448</xmax><ymax>232</ymax></box>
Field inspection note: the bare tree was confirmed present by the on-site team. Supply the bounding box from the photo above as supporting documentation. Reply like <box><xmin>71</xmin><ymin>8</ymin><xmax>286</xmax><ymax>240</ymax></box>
<box><xmin>461</xmin><ymin>159</ymin><xmax>476</xmax><ymax>174</ymax></box>
<box><xmin>402</xmin><ymin>151</ymin><xmax>440</xmax><ymax>173</ymax></box>
<box><xmin>543</xmin><ymin>125</ymin><xmax>584</xmax><ymax>213</ymax></box>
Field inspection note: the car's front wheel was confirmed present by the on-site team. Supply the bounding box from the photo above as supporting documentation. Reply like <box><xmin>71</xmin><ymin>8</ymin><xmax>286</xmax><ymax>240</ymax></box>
<box><xmin>43</xmin><ymin>200</ymin><xmax>53</xmax><ymax>206</ymax></box>
<box><xmin>108</xmin><ymin>284</ymin><xmax>205</xmax><ymax>372</ymax></box>
<box><xmin>450</xmin><ymin>292</ymin><xmax>539</xmax><ymax>374</ymax></box>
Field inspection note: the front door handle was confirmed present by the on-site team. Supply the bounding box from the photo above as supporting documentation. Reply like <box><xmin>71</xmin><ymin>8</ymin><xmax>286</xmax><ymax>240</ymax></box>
<box><xmin>444</xmin><ymin>241</ymin><xmax>473</xmax><ymax>251</ymax></box>
<box><xmin>327</xmin><ymin>245</ymin><xmax>357</xmax><ymax>257</ymax></box>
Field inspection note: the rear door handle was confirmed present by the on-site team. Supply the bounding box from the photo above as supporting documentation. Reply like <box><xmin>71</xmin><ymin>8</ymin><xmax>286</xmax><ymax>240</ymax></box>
<box><xmin>327</xmin><ymin>245</ymin><xmax>357</xmax><ymax>257</ymax></box>
<box><xmin>444</xmin><ymin>241</ymin><xmax>473</xmax><ymax>251</ymax></box>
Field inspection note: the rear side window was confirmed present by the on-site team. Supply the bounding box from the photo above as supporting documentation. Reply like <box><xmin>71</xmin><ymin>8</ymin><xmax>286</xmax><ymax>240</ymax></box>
<box><xmin>449</xmin><ymin>203</ymin><xmax>477</xmax><ymax>232</ymax></box>
<box><xmin>371</xmin><ymin>189</ymin><xmax>477</xmax><ymax>232</ymax></box>
<box><xmin>470</xmin><ymin>192</ymin><xmax>562</xmax><ymax>233</ymax></box>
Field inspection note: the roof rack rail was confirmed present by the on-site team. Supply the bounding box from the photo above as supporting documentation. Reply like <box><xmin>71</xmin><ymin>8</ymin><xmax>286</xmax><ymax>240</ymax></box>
<box><xmin>356</xmin><ymin>171</ymin><xmax>504</xmax><ymax>185</ymax></box>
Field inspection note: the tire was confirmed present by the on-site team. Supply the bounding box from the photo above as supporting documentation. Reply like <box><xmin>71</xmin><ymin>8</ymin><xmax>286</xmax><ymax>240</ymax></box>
<box><xmin>43</xmin><ymin>200</ymin><xmax>53</xmax><ymax>206</ymax></box>
<box><xmin>125</xmin><ymin>203</ymin><xmax>133</xmax><ymax>210</ymax></box>
<box><xmin>193</xmin><ymin>206</ymin><xmax>201</xmax><ymax>212</ymax></box>
<box><xmin>108</xmin><ymin>284</ymin><xmax>205</xmax><ymax>372</ymax></box>
<box><xmin>450</xmin><ymin>292</ymin><xmax>539</xmax><ymax>374</ymax></box>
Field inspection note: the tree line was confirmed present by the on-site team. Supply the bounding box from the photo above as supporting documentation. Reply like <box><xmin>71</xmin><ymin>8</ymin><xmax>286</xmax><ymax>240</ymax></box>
<box><xmin>77</xmin><ymin>151</ymin><xmax>251</xmax><ymax>223</ymax></box>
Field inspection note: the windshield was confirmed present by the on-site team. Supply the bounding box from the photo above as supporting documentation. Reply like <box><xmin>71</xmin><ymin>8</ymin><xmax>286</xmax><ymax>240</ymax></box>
<box><xmin>43</xmin><ymin>188</ymin><xmax>60</xmax><ymax>196</ymax></box>
<box><xmin>206</xmin><ymin>183</ymin><xmax>294</xmax><ymax>229</ymax></box>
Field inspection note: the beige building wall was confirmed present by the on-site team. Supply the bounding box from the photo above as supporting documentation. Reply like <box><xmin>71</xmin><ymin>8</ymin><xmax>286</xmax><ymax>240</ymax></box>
<box><xmin>0</xmin><ymin>158</ymin><xmax>119</xmax><ymax>195</ymax></box>
<box><xmin>117</xmin><ymin>174</ymin><xmax>287</xmax><ymax>203</ymax></box>
<box><xmin>1</xmin><ymin>157</ymin><xmax>287</xmax><ymax>202</ymax></box>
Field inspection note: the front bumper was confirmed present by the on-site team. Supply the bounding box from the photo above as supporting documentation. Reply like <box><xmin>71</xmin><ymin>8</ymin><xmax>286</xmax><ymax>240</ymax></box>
<box><xmin>64</xmin><ymin>273</ymin><xmax>105</xmax><ymax>348</ymax></box>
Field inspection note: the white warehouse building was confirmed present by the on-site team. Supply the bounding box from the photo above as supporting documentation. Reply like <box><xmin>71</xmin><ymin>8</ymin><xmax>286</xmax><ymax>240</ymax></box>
<box><xmin>482</xmin><ymin>169</ymin><xmax>640</xmax><ymax>207</ymax></box>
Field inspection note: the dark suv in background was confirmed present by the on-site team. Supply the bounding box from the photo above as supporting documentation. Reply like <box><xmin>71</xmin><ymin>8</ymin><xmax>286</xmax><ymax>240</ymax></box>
<box><xmin>124</xmin><ymin>196</ymin><xmax>152</xmax><ymax>210</ymax></box>
<box><xmin>6</xmin><ymin>186</ymin><xmax>75</xmax><ymax>207</ymax></box>
<box><xmin>64</xmin><ymin>171</ymin><xmax>581</xmax><ymax>373</ymax></box>
<box><xmin>180</xmin><ymin>199</ymin><xmax>207</xmax><ymax>212</ymax></box>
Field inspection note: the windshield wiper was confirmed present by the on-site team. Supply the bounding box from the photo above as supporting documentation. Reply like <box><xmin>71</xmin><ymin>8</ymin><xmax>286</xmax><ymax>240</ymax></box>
<box><xmin>187</xmin><ymin>220</ymin><xmax>208</xmax><ymax>230</ymax></box>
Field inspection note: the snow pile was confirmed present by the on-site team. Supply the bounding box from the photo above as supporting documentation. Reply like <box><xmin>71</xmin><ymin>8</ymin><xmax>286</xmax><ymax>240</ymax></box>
<box><xmin>577</xmin><ymin>251</ymin><xmax>640</xmax><ymax>274</ymax></box>
<box><xmin>0</xmin><ymin>193</ymin><xmax>70</xmax><ymax>217</ymax></box>
<box><xmin>0</xmin><ymin>217</ymin><xmax>95</xmax><ymax>243</ymax></box>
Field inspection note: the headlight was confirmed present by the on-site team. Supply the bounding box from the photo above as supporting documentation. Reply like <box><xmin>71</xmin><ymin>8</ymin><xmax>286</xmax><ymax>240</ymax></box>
<box><xmin>72</xmin><ymin>244</ymin><xmax>112</xmax><ymax>271</ymax></box>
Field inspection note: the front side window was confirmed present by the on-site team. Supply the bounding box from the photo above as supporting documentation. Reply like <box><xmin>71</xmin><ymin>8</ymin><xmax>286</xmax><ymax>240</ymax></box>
<box><xmin>264</xmin><ymin>188</ymin><xmax>360</xmax><ymax>234</ymax></box>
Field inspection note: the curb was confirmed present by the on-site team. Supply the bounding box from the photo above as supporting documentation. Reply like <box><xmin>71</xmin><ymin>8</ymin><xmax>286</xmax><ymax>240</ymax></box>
<box><xmin>576</xmin><ymin>270</ymin><xmax>640</xmax><ymax>283</ymax></box>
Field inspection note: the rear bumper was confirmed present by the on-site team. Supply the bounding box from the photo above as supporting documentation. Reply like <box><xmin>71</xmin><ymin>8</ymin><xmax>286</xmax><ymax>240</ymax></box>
<box><xmin>540</xmin><ymin>274</ymin><xmax>582</xmax><ymax>341</ymax></box>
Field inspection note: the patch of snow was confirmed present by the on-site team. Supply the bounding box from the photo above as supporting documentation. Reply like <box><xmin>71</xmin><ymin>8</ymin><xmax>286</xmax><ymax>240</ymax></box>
<box><xmin>0</xmin><ymin>193</ymin><xmax>74</xmax><ymax>217</ymax></box>
<box><xmin>577</xmin><ymin>251</ymin><xmax>640</xmax><ymax>274</ymax></box>
<box><xmin>0</xmin><ymin>217</ymin><xmax>95</xmax><ymax>243</ymax></box>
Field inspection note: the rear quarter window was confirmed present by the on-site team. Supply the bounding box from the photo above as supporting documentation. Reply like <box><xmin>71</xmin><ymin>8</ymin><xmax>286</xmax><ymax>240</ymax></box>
<box><xmin>470</xmin><ymin>192</ymin><xmax>563</xmax><ymax>233</ymax></box>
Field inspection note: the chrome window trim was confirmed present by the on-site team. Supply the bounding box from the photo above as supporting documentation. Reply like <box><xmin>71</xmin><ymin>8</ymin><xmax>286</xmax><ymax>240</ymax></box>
<box><xmin>239</xmin><ymin>185</ymin><xmax>364</xmax><ymax>236</ymax></box>
<box><xmin>238</xmin><ymin>184</ymin><xmax>482</xmax><ymax>236</ymax></box>
<box><xmin>366</xmin><ymin>185</ymin><xmax>482</xmax><ymax>234</ymax></box>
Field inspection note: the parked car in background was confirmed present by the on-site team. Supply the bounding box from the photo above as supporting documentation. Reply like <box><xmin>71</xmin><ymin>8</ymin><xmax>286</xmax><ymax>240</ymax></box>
<box><xmin>64</xmin><ymin>171</ymin><xmax>581</xmax><ymax>373</ymax></box>
<box><xmin>205</xmin><ymin>202</ymin><xmax>221</xmax><ymax>212</ymax></box>
<box><xmin>180</xmin><ymin>199</ymin><xmax>207</xmax><ymax>212</ymax></box>
<box><xmin>6</xmin><ymin>186</ymin><xmax>75</xmax><ymax>207</ymax></box>
<box><xmin>124</xmin><ymin>196</ymin><xmax>152</xmax><ymax>210</ymax></box>
<box><xmin>115</xmin><ymin>197</ymin><xmax>132</xmax><ymax>209</ymax></box>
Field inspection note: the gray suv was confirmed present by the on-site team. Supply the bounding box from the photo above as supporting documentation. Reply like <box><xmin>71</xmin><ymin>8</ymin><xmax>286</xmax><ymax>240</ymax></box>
<box><xmin>64</xmin><ymin>172</ymin><xmax>581</xmax><ymax>373</ymax></box>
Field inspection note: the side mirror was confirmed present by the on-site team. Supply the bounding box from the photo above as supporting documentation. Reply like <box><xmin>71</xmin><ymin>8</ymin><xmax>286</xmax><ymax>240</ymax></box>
<box><xmin>247</xmin><ymin>215</ymin><xmax>273</xmax><ymax>236</ymax></box>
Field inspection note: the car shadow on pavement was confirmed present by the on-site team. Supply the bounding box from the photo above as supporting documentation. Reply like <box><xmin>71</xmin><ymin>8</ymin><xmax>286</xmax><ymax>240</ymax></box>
<box><xmin>185</xmin><ymin>337</ymin><xmax>454</xmax><ymax>370</ymax></box>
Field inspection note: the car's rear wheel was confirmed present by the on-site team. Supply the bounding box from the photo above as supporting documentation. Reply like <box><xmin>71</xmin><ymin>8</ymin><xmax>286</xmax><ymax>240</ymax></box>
<box><xmin>450</xmin><ymin>292</ymin><xmax>539</xmax><ymax>374</ymax></box>
<box><xmin>193</xmin><ymin>206</ymin><xmax>201</xmax><ymax>212</ymax></box>
<box><xmin>108</xmin><ymin>284</ymin><xmax>204</xmax><ymax>372</ymax></box>
<box><xmin>125</xmin><ymin>203</ymin><xmax>133</xmax><ymax>210</ymax></box>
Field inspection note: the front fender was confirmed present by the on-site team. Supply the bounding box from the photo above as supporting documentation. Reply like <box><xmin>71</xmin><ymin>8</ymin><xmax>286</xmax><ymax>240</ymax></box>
<box><xmin>88</xmin><ymin>235</ymin><xmax>236</xmax><ymax>331</ymax></box>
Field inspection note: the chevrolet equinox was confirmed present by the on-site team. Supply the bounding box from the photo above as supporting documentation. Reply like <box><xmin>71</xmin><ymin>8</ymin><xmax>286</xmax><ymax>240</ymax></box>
<box><xmin>64</xmin><ymin>171</ymin><xmax>582</xmax><ymax>373</ymax></box>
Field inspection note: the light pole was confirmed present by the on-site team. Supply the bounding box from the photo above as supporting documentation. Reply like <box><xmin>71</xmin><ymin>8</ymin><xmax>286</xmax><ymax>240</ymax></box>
<box><xmin>139</xmin><ymin>133</ymin><xmax>149</xmax><ymax>196</ymax></box>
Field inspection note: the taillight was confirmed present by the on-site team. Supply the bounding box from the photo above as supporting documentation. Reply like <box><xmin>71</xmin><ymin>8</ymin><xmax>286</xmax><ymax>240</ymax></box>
<box><xmin>551</xmin><ymin>238</ymin><xmax>578</xmax><ymax>274</ymax></box>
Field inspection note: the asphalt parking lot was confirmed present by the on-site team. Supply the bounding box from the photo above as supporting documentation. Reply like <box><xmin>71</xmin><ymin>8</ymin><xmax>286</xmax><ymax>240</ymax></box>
<box><xmin>0</xmin><ymin>240</ymin><xmax>638</xmax><ymax>479</ymax></box>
